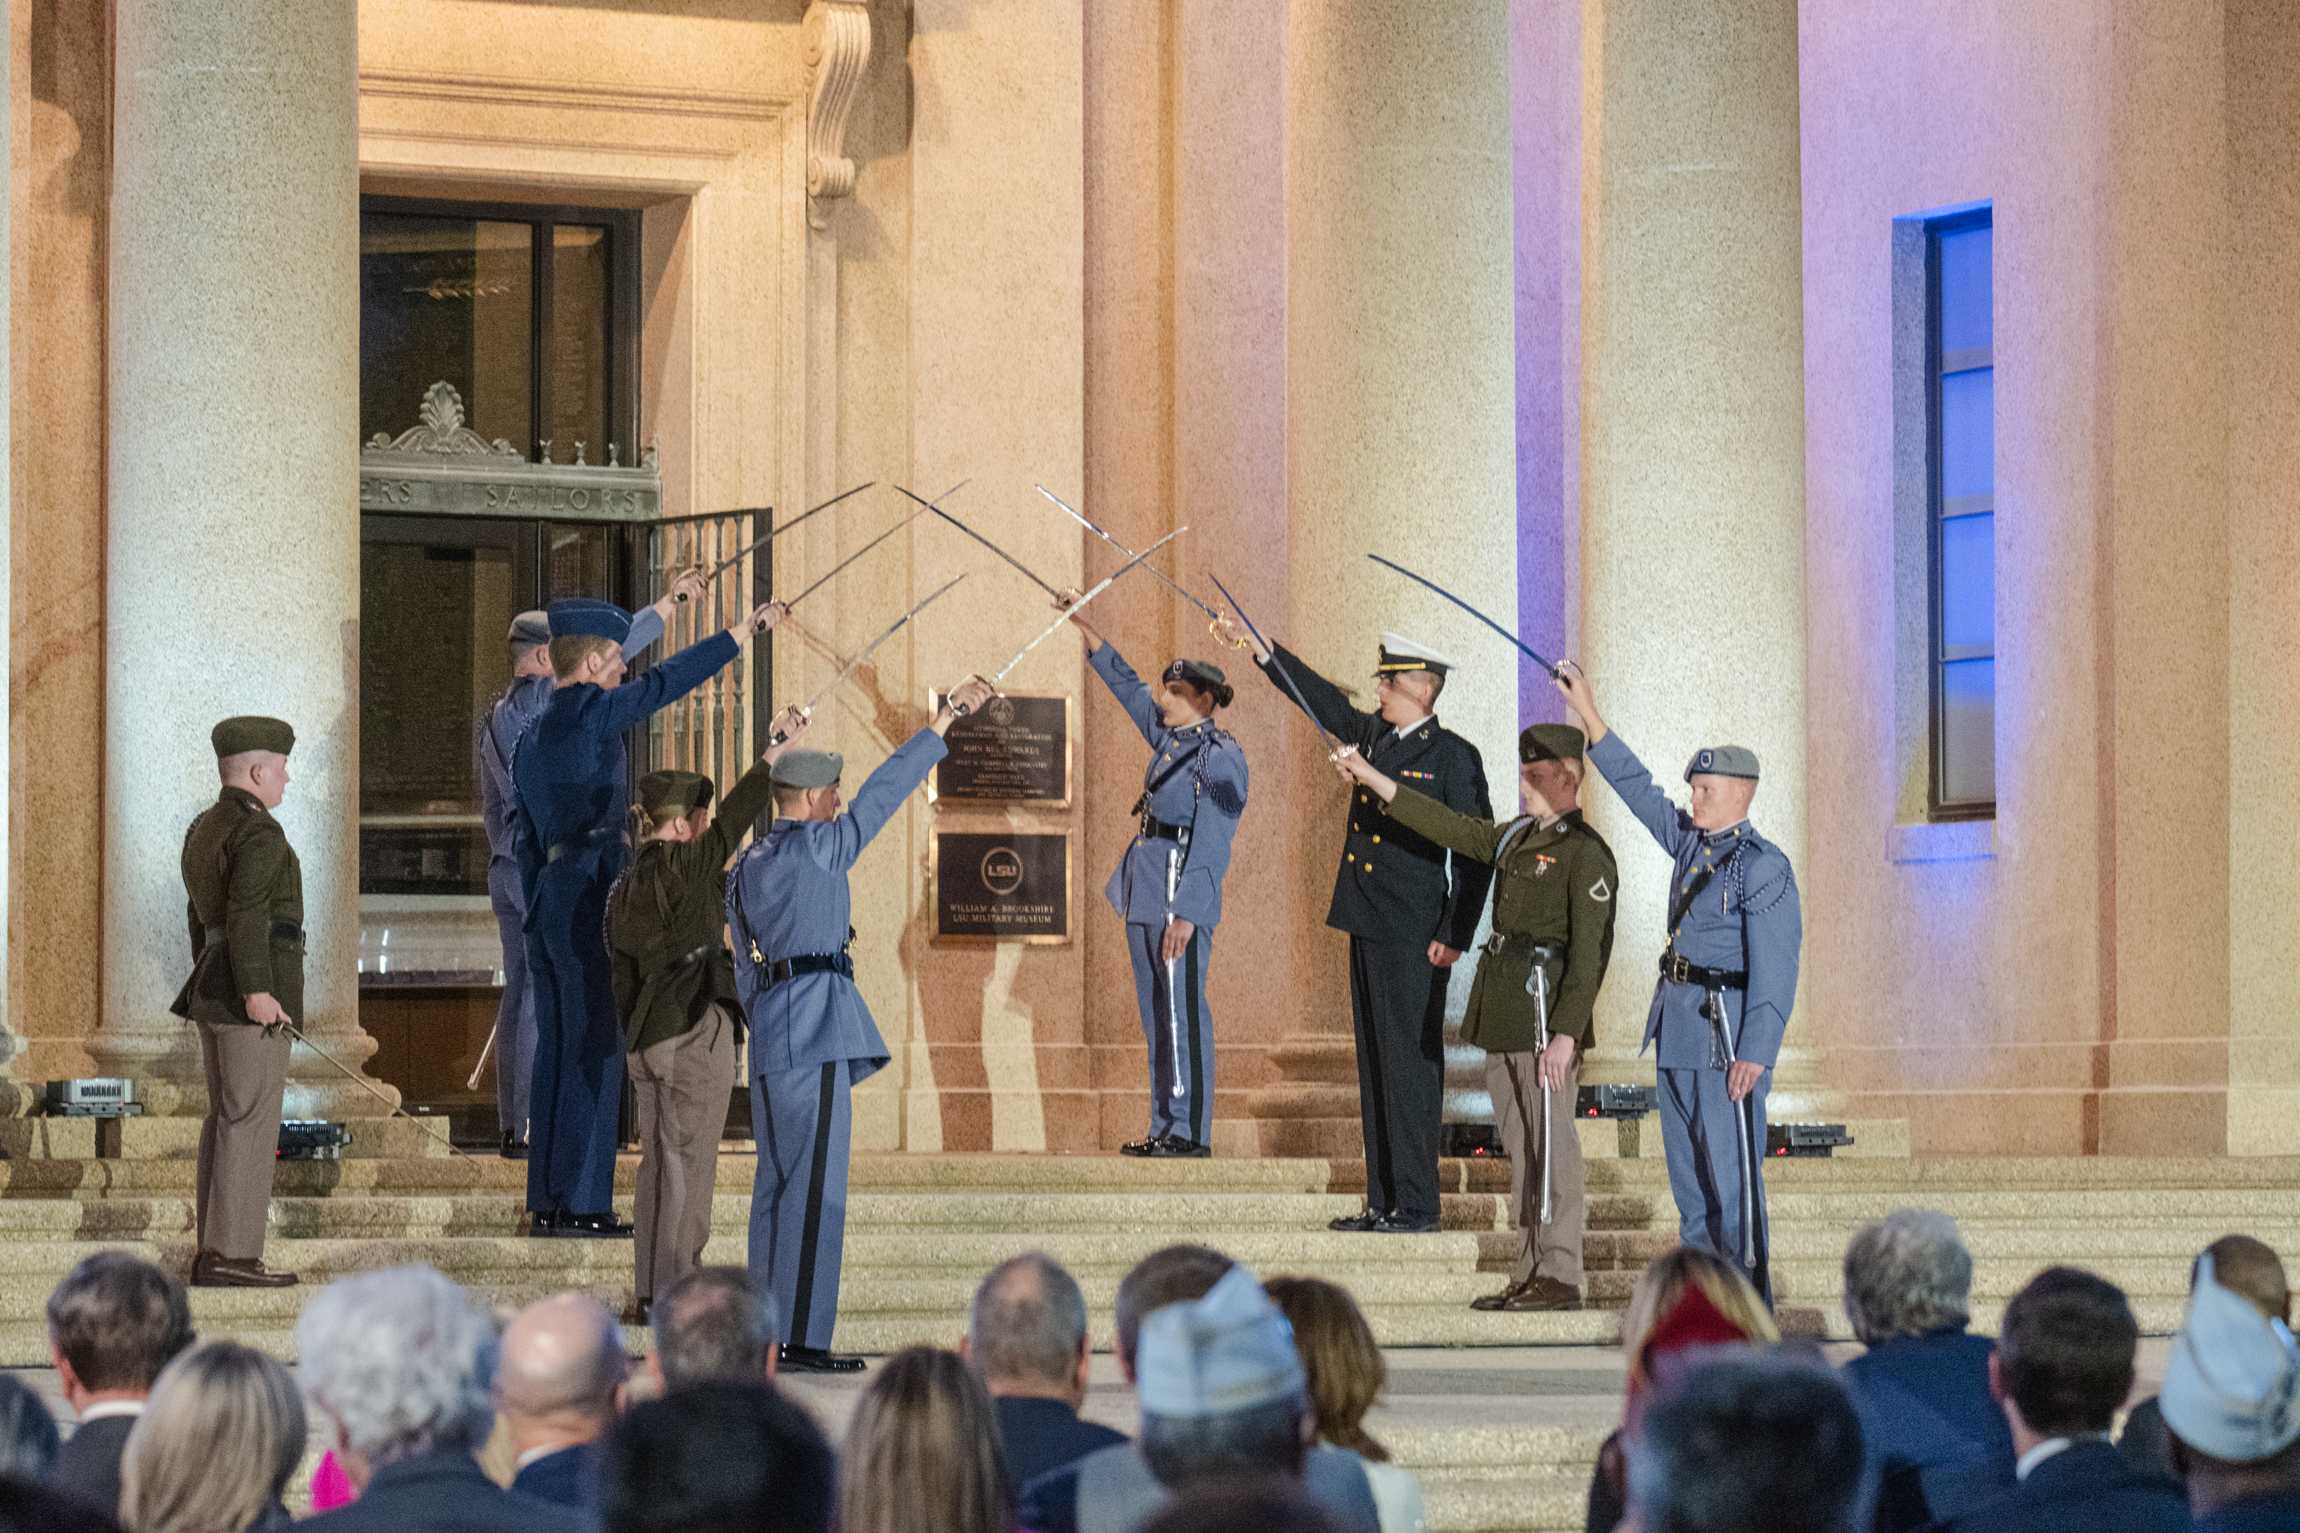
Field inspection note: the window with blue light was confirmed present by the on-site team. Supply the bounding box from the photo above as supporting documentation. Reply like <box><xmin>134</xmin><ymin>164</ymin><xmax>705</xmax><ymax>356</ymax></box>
<box><xmin>1928</xmin><ymin>210</ymin><xmax>1993</xmax><ymax>815</ymax></box>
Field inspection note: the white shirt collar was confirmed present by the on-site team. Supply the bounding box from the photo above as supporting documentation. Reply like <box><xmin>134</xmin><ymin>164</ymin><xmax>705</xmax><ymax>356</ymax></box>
<box><xmin>77</xmin><ymin>1400</ymin><xmax>145</xmax><ymax>1424</ymax></box>
<box><xmin>1385</xmin><ymin>713</ymin><xmax>1432</xmax><ymax>739</ymax></box>
<box><xmin>2015</xmin><ymin>1434</ymin><xmax>2100</xmax><ymax>1480</ymax></box>
<box><xmin>515</xmin><ymin>1444</ymin><xmax>569</xmax><ymax>1470</ymax></box>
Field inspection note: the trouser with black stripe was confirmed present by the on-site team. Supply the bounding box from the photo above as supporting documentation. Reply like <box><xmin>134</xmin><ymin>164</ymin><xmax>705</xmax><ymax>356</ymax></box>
<box><xmin>747</xmin><ymin>1056</ymin><xmax>856</xmax><ymax>1351</ymax></box>
<box><xmin>1347</xmin><ymin>936</ymin><xmax>1450</xmax><ymax>1223</ymax></box>
<box><xmin>1124</xmin><ymin>920</ymin><xmax>1215</xmax><ymax>1145</ymax></box>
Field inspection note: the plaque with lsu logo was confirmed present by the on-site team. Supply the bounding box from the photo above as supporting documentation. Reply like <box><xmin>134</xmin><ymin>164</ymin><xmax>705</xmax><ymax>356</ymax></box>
<box><xmin>932</xmin><ymin>831</ymin><xmax>1071</xmax><ymax>944</ymax></box>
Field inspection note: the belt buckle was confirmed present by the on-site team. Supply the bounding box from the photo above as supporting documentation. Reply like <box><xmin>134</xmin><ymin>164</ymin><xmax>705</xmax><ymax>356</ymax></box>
<box><xmin>1665</xmin><ymin>953</ymin><xmax>1690</xmax><ymax>985</ymax></box>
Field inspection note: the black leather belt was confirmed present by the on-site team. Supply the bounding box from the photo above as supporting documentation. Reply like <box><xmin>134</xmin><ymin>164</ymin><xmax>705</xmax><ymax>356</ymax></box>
<box><xmin>1138</xmin><ymin>814</ymin><xmax>1191</xmax><ymax>843</ymax></box>
<box><xmin>545</xmin><ymin>825</ymin><xmax>617</xmax><ymax>864</ymax></box>
<box><xmin>1659</xmin><ymin>951</ymin><xmax>1747</xmax><ymax>989</ymax></box>
<box><xmin>766</xmin><ymin>952</ymin><xmax>854</xmax><ymax>986</ymax></box>
<box><xmin>271</xmin><ymin>921</ymin><xmax>305</xmax><ymax>944</ymax></box>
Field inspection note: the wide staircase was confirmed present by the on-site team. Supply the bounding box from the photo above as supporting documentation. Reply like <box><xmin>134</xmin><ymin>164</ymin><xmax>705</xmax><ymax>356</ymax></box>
<box><xmin>3</xmin><ymin>1117</ymin><xmax>2295</xmax><ymax>1533</ymax></box>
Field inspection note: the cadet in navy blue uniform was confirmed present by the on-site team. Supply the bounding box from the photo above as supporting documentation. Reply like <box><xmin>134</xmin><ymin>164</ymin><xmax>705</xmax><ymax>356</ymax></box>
<box><xmin>726</xmin><ymin>675</ymin><xmax>996</xmax><ymax>1372</ymax></box>
<box><xmin>1554</xmin><ymin>662</ymin><xmax>1801</xmax><ymax>1299</ymax></box>
<box><xmin>1217</xmin><ymin>618</ymin><xmax>1495</xmax><ymax>1234</ymax></box>
<box><xmin>512</xmin><ymin>592</ymin><xmax>782</xmax><ymax>1236</ymax></box>
<box><xmin>1058</xmin><ymin>590</ymin><xmax>1249</xmax><ymax>1157</ymax></box>
<box><xmin>479</xmin><ymin>585</ymin><xmax>688</xmax><ymax>1159</ymax></box>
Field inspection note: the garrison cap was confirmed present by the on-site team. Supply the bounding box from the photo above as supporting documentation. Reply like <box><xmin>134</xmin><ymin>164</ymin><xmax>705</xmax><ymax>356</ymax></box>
<box><xmin>211</xmin><ymin>716</ymin><xmax>295</xmax><ymax>758</ymax></box>
<box><xmin>772</xmin><ymin>749</ymin><xmax>844</xmax><ymax>791</ymax></box>
<box><xmin>1135</xmin><ymin>1265</ymin><xmax>1306</xmax><ymax>1421</ymax></box>
<box><xmin>1376</xmin><ymin>632</ymin><xmax>1456</xmax><ymax>676</ymax></box>
<box><xmin>1684</xmin><ymin>744</ymin><xmax>1761</xmax><ymax>783</ymax></box>
<box><xmin>507</xmin><ymin>609</ymin><xmax>552</xmax><ymax>648</ymax></box>
<box><xmin>1520</xmin><ymin>724</ymin><xmax>1586</xmax><ymax>764</ymax></box>
<box><xmin>637</xmin><ymin>769</ymin><xmax>714</xmax><ymax>818</ymax></box>
<box><xmin>2160</xmin><ymin>1254</ymin><xmax>2300</xmax><ymax>1463</ymax></box>
<box><xmin>1164</xmin><ymin>658</ymin><xmax>1228</xmax><ymax>691</ymax></box>
<box><xmin>547</xmin><ymin>598</ymin><xmax>632</xmax><ymax>644</ymax></box>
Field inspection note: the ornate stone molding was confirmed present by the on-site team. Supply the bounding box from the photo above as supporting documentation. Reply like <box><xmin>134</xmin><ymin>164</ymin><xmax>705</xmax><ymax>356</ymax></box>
<box><xmin>365</xmin><ymin>381</ymin><xmax>521</xmax><ymax>457</ymax></box>
<box><xmin>803</xmin><ymin>0</ymin><xmax>873</xmax><ymax>227</ymax></box>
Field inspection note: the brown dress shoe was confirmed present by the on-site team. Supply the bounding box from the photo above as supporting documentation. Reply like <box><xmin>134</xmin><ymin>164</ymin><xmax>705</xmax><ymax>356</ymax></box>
<box><xmin>1470</xmin><ymin>1279</ymin><xmax>1532</xmax><ymax>1312</ymax></box>
<box><xmin>190</xmin><ymin>1252</ymin><xmax>298</xmax><ymax>1288</ymax></box>
<box><xmin>1499</xmin><ymin>1275</ymin><xmax>1581</xmax><ymax>1312</ymax></box>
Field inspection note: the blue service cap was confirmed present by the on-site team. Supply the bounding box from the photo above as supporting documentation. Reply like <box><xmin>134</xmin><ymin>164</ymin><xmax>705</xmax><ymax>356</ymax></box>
<box><xmin>1684</xmin><ymin>745</ymin><xmax>1761</xmax><ymax>783</ymax></box>
<box><xmin>2161</xmin><ymin>1254</ymin><xmax>2300</xmax><ymax>1463</ymax></box>
<box><xmin>1135</xmin><ymin>1265</ymin><xmax>1306</xmax><ymax>1420</ymax></box>
<box><xmin>547</xmin><ymin>598</ymin><xmax>632</xmax><ymax>644</ymax></box>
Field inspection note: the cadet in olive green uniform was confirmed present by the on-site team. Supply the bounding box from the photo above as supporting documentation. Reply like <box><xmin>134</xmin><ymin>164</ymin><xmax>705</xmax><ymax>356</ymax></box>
<box><xmin>1334</xmin><ymin>723</ymin><xmax>1617</xmax><ymax>1311</ymax></box>
<box><xmin>169</xmin><ymin>716</ymin><xmax>305</xmax><ymax>1289</ymax></box>
<box><xmin>609</xmin><ymin>707</ymin><xmax>808</xmax><ymax>1319</ymax></box>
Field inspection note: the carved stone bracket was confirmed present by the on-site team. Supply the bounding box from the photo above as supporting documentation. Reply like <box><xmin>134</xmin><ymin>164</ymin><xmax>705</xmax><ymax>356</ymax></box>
<box><xmin>365</xmin><ymin>381</ymin><xmax>521</xmax><ymax>457</ymax></box>
<box><xmin>803</xmin><ymin>0</ymin><xmax>873</xmax><ymax>228</ymax></box>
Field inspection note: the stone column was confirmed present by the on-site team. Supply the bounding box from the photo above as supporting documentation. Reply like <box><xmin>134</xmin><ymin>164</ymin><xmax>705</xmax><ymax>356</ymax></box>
<box><xmin>0</xmin><ymin>0</ymin><xmax>16</xmax><ymax>1112</ymax></box>
<box><xmin>1574</xmin><ymin>0</ymin><xmax>1811</xmax><ymax>1102</ymax></box>
<box><xmin>97</xmin><ymin>2</ymin><xmax>376</xmax><ymax>1116</ymax></box>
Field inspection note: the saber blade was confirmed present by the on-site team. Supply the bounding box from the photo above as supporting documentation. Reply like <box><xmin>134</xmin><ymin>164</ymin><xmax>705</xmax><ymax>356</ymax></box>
<box><xmin>1033</xmin><ymin>484</ymin><xmax>1225</xmax><ymax>622</ymax></box>
<box><xmin>772</xmin><ymin>575</ymin><xmax>969</xmax><ymax>744</ymax></box>
<box><xmin>1205</xmin><ymin>572</ymin><xmax>1342</xmax><ymax>748</ymax></box>
<box><xmin>784</xmin><ymin>479</ymin><xmax>962</xmax><ymax>611</ymax></box>
<box><xmin>898</xmin><ymin>483</ymin><xmax>1066</xmax><ymax>598</ymax></box>
<box><xmin>974</xmin><ymin>526</ymin><xmax>1190</xmax><ymax>696</ymax></box>
<box><xmin>287</xmin><ymin>1022</ymin><xmax>479</xmax><ymax>1165</ymax></box>
<box><xmin>700</xmin><ymin>481</ymin><xmax>878</xmax><ymax>582</ymax></box>
<box><xmin>1365</xmin><ymin>552</ymin><xmax>1561</xmax><ymax>678</ymax></box>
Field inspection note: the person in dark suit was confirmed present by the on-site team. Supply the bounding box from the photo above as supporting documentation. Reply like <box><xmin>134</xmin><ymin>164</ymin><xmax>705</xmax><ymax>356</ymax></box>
<box><xmin>1624</xmin><ymin>1351</ymin><xmax>1867</xmax><ymax>1533</ymax></box>
<box><xmin>1218</xmin><ymin>620</ymin><xmax>1494</xmax><ymax>1234</ymax></box>
<box><xmin>1925</xmin><ymin>1268</ymin><xmax>2189</xmax><ymax>1533</ymax></box>
<box><xmin>498</xmin><ymin>1294</ymin><xmax>628</xmax><ymax>1508</ymax></box>
<box><xmin>296</xmin><ymin>1267</ymin><xmax>563</xmax><ymax>1533</ymax></box>
<box><xmin>1838</xmin><ymin>1211</ymin><xmax>2016</xmax><ymax>1531</ymax></box>
<box><xmin>43</xmin><ymin>1252</ymin><xmax>194</xmax><ymax>1516</ymax></box>
<box><xmin>962</xmin><ymin>1252</ymin><xmax>1126</xmax><ymax>1486</ymax></box>
<box><xmin>603</xmin><ymin>1382</ymin><xmax>834</xmax><ymax>1533</ymax></box>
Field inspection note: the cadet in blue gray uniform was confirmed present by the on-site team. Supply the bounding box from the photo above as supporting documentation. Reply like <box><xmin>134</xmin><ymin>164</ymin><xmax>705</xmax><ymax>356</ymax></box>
<box><xmin>726</xmin><ymin>675</ymin><xmax>996</xmax><ymax>1373</ymax></box>
<box><xmin>513</xmin><ymin>591</ymin><xmax>781</xmax><ymax>1236</ymax></box>
<box><xmin>1553</xmin><ymin>662</ymin><xmax>1801</xmax><ymax>1300</ymax></box>
<box><xmin>479</xmin><ymin>583</ymin><xmax>689</xmax><ymax>1158</ymax></box>
<box><xmin>1056</xmin><ymin>590</ymin><xmax>1248</xmax><ymax>1157</ymax></box>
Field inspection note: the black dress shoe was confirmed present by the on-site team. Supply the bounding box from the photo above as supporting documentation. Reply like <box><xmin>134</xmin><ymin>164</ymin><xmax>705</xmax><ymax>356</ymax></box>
<box><xmin>626</xmin><ymin>1298</ymin><xmax>653</xmax><ymax>1326</ymax></box>
<box><xmin>1120</xmin><ymin>1135</ymin><xmax>1161</xmax><ymax>1157</ymax></box>
<box><xmin>556</xmin><ymin>1212</ymin><xmax>635</xmax><ymax>1238</ymax></box>
<box><xmin>1470</xmin><ymin>1279</ymin><xmax>1532</xmax><ymax>1312</ymax></box>
<box><xmin>190</xmin><ymin>1252</ymin><xmax>299</xmax><ymax>1288</ymax></box>
<box><xmin>1147</xmin><ymin>1135</ymin><xmax>1211</xmax><ymax>1158</ymax></box>
<box><xmin>499</xmin><ymin>1133</ymin><xmax>529</xmax><ymax>1161</ymax></box>
<box><xmin>780</xmin><ymin>1345</ymin><xmax>867</xmax><ymax>1374</ymax></box>
<box><xmin>1327</xmin><ymin>1209</ymin><xmax>1385</xmax><ymax>1233</ymax></box>
<box><xmin>1371</xmin><ymin>1213</ymin><xmax>1441</xmax><ymax>1234</ymax></box>
<box><xmin>526</xmin><ymin>1210</ymin><xmax>564</xmax><ymax>1237</ymax></box>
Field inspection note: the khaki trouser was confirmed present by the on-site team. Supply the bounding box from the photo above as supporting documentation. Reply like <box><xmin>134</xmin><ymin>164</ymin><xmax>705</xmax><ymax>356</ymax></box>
<box><xmin>195</xmin><ymin>1019</ymin><xmax>290</xmax><ymax>1261</ymax></box>
<box><xmin>1486</xmin><ymin>1048</ymin><xmax>1586</xmax><ymax>1287</ymax></box>
<box><xmin>630</xmin><ymin>1005</ymin><xmax>739</xmax><ymax>1301</ymax></box>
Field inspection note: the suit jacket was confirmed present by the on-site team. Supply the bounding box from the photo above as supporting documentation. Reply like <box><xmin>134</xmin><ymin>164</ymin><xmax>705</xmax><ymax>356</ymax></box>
<box><xmin>727</xmin><ymin>728</ymin><xmax>947</xmax><ymax>1082</ymax></box>
<box><xmin>171</xmin><ymin>788</ymin><xmax>304</xmax><ymax>1026</ymax></box>
<box><xmin>1088</xmin><ymin>643</ymin><xmax>1249</xmax><ymax>929</ymax></box>
<box><xmin>1020</xmin><ymin>1440</ymin><xmax>1381</xmax><ymax>1533</ymax></box>
<box><xmin>2196</xmin><ymin>1491</ymin><xmax>2300</xmax><ymax>1532</ymax></box>
<box><xmin>299</xmin><ymin>1449</ymin><xmax>572</xmax><ymax>1533</ymax></box>
<box><xmin>48</xmin><ymin>1411</ymin><xmax>135</xmax><ymax>1515</ymax></box>
<box><xmin>1257</xmin><ymin>642</ymin><xmax>1493</xmax><ymax>949</ymax></box>
<box><xmin>1923</xmin><ymin>1439</ymin><xmax>2190</xmax><ymax>1533</ymax></box>
<box><xmin>509</xmin><ymin>1442</ymin><xmax>602</xmax><ymax>1509</ymax></box>
<box><xmin>1841</xmin><ymin>1329</ymin><xmax>2016</xmax><ymax>1532</ymax></box>
<box><xmin>995</xmin><ymin>1395</ymin><xmax>1128</xmax><ymax>1490</ymax></box>
<box><xmin>608</xmin><ymin>757</ymin><xmax>777</xmax><ymax>1053</ymax></box>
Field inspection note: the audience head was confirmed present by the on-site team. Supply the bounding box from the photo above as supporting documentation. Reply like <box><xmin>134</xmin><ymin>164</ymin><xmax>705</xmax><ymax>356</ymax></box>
<box><xmin>2161</xmin><ymin>1250</ymin><xmax>2300</xmax><ymax>1516</ymax></box>
<box><xmin>495</xmin><ymin>1292</ymin><xmax>628</xmax><ymax>1451</ymax></box>
<box><xmin>1841</xmin><ymin>1209</ymin><xmax>1973</xmax><ymax>1345</ymax></box>
<box><xmin>604</xmin><ymin>1381</ymin><xmax>835</xmax><ymax>1533</ymax></box>
<box><xmin>1264</xmin><ymin>1275</ymin><xmax>1391</xmax><ymax>1462</ymax></box>
<box><xmin>1626</xmin><ymin>1351</ymin><xmax>1868</xmax><ymax>1533</ymax></box>
<box><xmin>1989</xmin><ymin>1266</ymin><xmax>2136</xmax><ymax>1443</ymax></box>
<box><xmin>2195</xmin><ymin>1234</ymin><xmax>2289</xmax><ymax>1322</ymax></box>
<box><xmin>120</xmin><ymin>1340</ymin><xmax>307</xmax><ymax>1533</ymax></box>
<box><xmin>652</xmin><ymin>1266</ymin><xmax>781</xmax><ymax>1390</ymax></box>
<box><xmin>839</xmin><ymin>1346</ymin><xmax>1015</xmax><ymax>1533</ymax></box>
<box><xmin>44</xmin><ymin>1251</ymin><xmax>195</xmax><ymax>1407</ymax></box>
<box><xmin>966</xmin><ymin>1250</ymin><xmax>1091</xmax><ymax>1405</ymax></box>
<box><xmin>1138</xmin><ymin>1265</ymin><xmax>1313</xmax><ymax>1490</ymax></box>
<box><xmin>0</xmin><ymin>1375</ymin><xmax>59</xmax><ymax>1480</ymax></box>
<box><xmin>1623</xmin><ymin>1246</ymin><xmax>1779</xmax><ymax>1361</ymax></box>
<box><xmin>295</xmin><ymin>1265</ymin><xmax>496</xmax><ymax>1481</ymax></box>
<box><xmin>1115</xmin><ymin>1243</ymin><xmax>1234</xmax><ymax>1383</ymax></box>
<box><xmin>1139</xmin><ymin>1479</ymin><xmax>1346</xmax><ymax>1533</ymax></box>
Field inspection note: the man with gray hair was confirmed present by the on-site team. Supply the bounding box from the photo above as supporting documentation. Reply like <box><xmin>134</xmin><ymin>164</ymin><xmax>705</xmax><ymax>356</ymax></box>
<box><xmin>962</xmin><ymin>1252</ymin><xmax>1125</xmax><ymax>1485</ymax></box>
<box><xmin>297</xmin><ymin>1265</ymin><xmax>560</xmax><ymax>1531</ymax></box>
<box><xmin>1627</xmin><ymin>1351</ymin><xmax>1869</xmax><ymax>1533</ymax></box>
<box><xmin>648</xmin><ymin>1265</ymin><xmax>780</xmax><ymax>1391</ymax></box>
<box><xmin>1837</xmin><ymin>1209</ymin><xmax>2014</xmax><ymax>1530</ymax></box>
<box><xmin>497</xmin><ymin>1292</ymin><xmax>630</xmax><ymax>1507</ymax></box>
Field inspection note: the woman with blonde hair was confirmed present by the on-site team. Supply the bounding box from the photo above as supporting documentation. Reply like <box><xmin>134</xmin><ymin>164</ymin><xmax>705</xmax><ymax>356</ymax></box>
<box><xmin>120</xmin><ymin>1341</ymin><xmax>306</xmax><ymax>1533</ymax></box>
<box><xmin>1587</xmin><ymin>1245</ymin><xmax>1778</xmax><ymax>1533</ymax></box>
<box><xmin>1265</xmin><ymin>1276</ymin><xmax>1426</xmax><ymax>1533</ymax></box>
<box><xmin>839</xmin><ymin>1345</ymin><xmax>1016</xmax><ymax>1533</ymax></box>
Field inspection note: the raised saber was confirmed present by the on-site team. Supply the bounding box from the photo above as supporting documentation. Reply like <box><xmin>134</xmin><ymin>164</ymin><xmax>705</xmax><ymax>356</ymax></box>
<box><xmin>1365</xmin><ymin>553</ymin><xmax>1562</xmax><ymax>678</ymax></box>
<box><xmin>1205</xmin><ymin>572</ymin><xmax>1343</xmax><ymax>749</ymax></box>
<box><xmin>1032</xmin><ymin>484</ymin><xmax>1232</xmax><ymax>626</ymax></box>
<box><xmin>894</xmin><ymin>483</ymin><xmax>1066</xmax><ymax>598</ymax></box>
<box><xmin>689</xmin><ymin>481</ymin><xmax>878</xmax><ymax>589</ymax></box>
<box><xmin>768</xmin><ymin>575</ymin><xmax>967</xmax><ymax>746</ymax></box>
<box><xmin>956</xmin><ymin>527</ymin><xmax>1190</xmax><ymax>713</ymax></box>
<box><xmin>781</xmin><ymin>480</ymin><xmax>963</xmax><ymax>612</ymax></box>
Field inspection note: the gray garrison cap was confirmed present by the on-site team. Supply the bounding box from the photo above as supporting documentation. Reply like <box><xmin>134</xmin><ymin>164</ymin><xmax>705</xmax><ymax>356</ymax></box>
<box><xmin>508</xmin><ymin>610</ymin><xmax>551</xmax><ymax>648</ymax></box>
<box><xmin>1135</xmin><ymin>1265</ymin><xmax>1306</xmax><ymax>1420</ymax></box>
<box><xmin>772</xmin><ymin>749</ymin><xmax>844</xmax><ymax>791</ymax></box>
<box><xmin>1684</xmin><ymin>744</ymin><xmax>1761</xmax><ymax>783</ymax></box>
<box><xmin>2160</xmin><ymin>1254</ymin><xmax>2300</xmax><ymax>1463</ymax></box>
<box><xmin>211</xmin><ymin>716</ymin><xmax>295</xmax><ymax>758</ymax></box>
